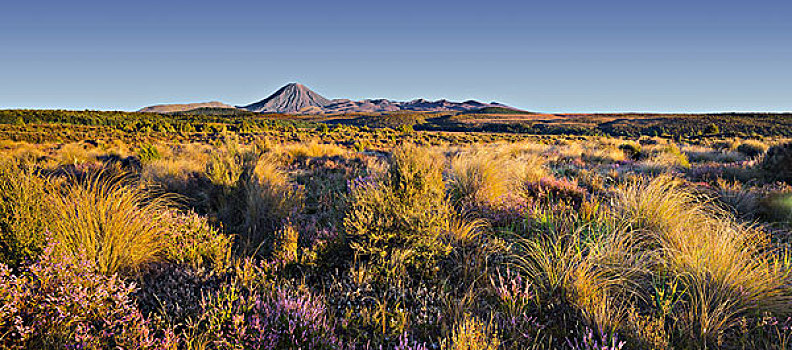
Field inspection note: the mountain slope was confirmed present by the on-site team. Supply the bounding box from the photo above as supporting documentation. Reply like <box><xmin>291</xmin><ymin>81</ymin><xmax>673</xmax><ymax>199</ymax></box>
<box><xmin>240</xmin><ymin>83</ymin><xmax>332</xmax><ymax>113</ymax></box>
<box><xmin>138</xmin><ymin>101</ymin><xmax>235</xmax><ymax>113</ymax></box>
<box><xmin>239</xmin><ymin>83</ymin><xmax>525</xmax><ymax>114</ymax></box>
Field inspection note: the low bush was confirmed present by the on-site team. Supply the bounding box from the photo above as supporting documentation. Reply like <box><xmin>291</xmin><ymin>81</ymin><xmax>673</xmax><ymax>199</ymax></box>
<box><xmin>161</xmin><ymin>210</ymin><xmax>232</xmax><ymax>271</ymax></box>
<box><xmin>736</xmin><ymin>140</ymin><xmax>768</xmax><ymax>158</ymax></box>
<box><xmin>0</xmin><ymin>161</ymin><xmax>49</xmax><ymax>268</ymax></box>
<box><xmin>192</xmin><ymin>282</ymin><xmax>340</xmax><ymax>350</ymax></box>
<box><xmin>761</xmin><ymin>142</ymin><xmax>792</xmax><ymax>184</ymax></box>
<box><xmin>0</xmin><ymin>243</ymin><xmax>174</xmax><ymax>349</ymax></box>
<box><xmin>345</xmin><ymin>144</ymin><xmax>452</xmax><ymax>279</ymax></box>
<box><xmin>447</xmin><ymin>150</ymin><xmax>510</xmax><ymax>206</ymax></box>
<box><xmin>618</xmin><ymin>142</ymin><xmax>642</xmax><ymax>161</ymax></box>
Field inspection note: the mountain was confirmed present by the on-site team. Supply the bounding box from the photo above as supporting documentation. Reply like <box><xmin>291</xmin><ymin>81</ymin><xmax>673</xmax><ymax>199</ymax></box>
<box><xmin>240</xmin><ymin>83</ymin><xmax>332</xmax><ymax>113</ymax></box>
<box><xmin>239</xmin><ymin>83</ymin><xmax>524</xmax><ymax>114</ymax></box>
<box><xmin>138</xmin><ymin>83</ymin><xmax>525</xmax><ymax>115</ymax></box>
<box><xmin>138</xmin><ymin>101</ymin><xmax>235</xmax><ymax>113</ymax></box>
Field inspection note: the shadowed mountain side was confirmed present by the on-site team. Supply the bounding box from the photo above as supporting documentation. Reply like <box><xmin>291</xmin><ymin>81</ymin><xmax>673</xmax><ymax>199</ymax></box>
<box><xmin>138</xmin><ymin>101</ymin><xmax>235</xmax><ymax>113</ymax></box>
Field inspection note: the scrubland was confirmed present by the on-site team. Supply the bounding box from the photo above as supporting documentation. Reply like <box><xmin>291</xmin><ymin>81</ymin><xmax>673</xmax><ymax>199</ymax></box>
<box><xmin>1</xmin><ymin>126</ymin><xmax>792</xmax><ymax>349</ymax></box>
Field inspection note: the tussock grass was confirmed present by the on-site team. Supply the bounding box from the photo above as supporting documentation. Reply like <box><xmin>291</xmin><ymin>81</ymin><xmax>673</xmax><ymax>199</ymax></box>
<box><xmin>278</xmin><ymin>140</ymin><xmax>346</xmax><ymax>160</ymax></box>
<box><xmin>240</xmin><ymin>154</ymin><xmax>302</xmax><ymax>254</ymax></box>
<box><xmin>47</xmin><ymin>174</ymin><xmax>174</xmax><ymax>275</ymax></box>
<box><xmin>614</xmin><ymin>175</ymin><xmax>792</xmax><ymax>346</ymax></box>
<box><xmin>447</xmin><ymin>146</ymin><xmax>547</xmax><ymax>207</ymax></box>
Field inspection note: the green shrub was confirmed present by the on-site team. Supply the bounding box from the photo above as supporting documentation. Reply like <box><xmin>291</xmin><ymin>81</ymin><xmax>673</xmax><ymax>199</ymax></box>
<box><xmin>0</xmin><ymin>161</ymin><xmax>49</xmax><ymax>268</ymax></box>
<box><xmin>761</xmin><ymin>142</ymin><xmax>792</xmax><ymax>184</ymax></box>
<box><xmin>618</xmin><ymin>142</ymin><xmax>642</xmax><ymax>161</ymax></box>
<box><xmin>344</xmin><ymin>144</ymin><xmax>452</xmax><ymax>279</ymax></box>
<box><xmin>137</xmin><ymin>143</ymin><xmax>162</xmax><ymax>163</ymax></box>
<box><xmin>161</xmin><ymin>210</ymin><xmax>232</xmax><ymax>271</ymax></box>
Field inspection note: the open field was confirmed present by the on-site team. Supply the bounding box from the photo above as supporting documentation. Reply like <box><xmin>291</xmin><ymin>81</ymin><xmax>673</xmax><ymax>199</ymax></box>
<box><xmin>1</xmin><ymin>111</ymin><xmax>792</xmax><ymax>349</ymax></box>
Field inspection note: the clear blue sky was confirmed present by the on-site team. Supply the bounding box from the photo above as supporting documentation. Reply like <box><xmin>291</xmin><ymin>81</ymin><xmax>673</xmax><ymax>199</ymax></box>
<box><xmin>1</xmin><ymin>0</ymin><xmax>790</xmax><ymax>112</ymax></box>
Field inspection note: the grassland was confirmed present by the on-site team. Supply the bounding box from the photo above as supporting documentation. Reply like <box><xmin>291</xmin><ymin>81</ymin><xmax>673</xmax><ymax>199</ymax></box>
<box><xmin>1</xmin><ymin>109</ymin><xmax>792</xmax><ymax>349</ymax></box>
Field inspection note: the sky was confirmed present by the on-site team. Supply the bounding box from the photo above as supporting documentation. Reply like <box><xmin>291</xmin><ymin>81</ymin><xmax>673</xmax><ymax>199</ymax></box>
<box><xmin>1</xmin><ymin>0</ymin><xmax>791</xmax><ymax>112</ymax></box>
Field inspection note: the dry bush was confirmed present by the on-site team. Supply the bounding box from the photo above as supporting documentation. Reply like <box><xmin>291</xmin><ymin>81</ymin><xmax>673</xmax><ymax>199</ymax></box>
<box><xmin>683</xmin><ymin>144</ymin><xmax>744</xmax><ymax>164</ymax></box>
<box><xmin>637</xmin><ymin>143</ymin><xmax>690</xmax><ymax>173</ymax></box>
<box><xmin>512</xmin><ymin>209</ymin><xmax>643</xmax><ymax>335</ymax></box>
<box><xmin>447</xmin><ymin>150</ymin><xmax>511</xmax><ymax>206</ymax></box>
<box><xmin>141</xmin><ymin>158</ymin><xmax>205</xmax><ymax>189</ymax></box>
<box><xmin>582</xmin><ymin>142</ymin><xmax>626</xmax><ymax>164</ymax></box>
<box><xmin>55</xmin><ymin>143</ymin><xmax>101</xmax><ymax>166</ymax></box>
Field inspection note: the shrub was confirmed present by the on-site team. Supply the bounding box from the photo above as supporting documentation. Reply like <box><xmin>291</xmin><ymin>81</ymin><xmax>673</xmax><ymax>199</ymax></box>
<box><xmin>0</xmin><ymin>161</ymin><xmax>49</xmax><ymax>268</ymax></box>
<box><xmin>444</xmin><ymin>315</ymin><xmax>500</xmax><ymax>350</ymax></box>
<box><xmin>272</xmin><ymin>223</ymin><xmax>300</xmax><ymax>265</ymax></box>
<box><xmin>161</xmin><ymin>210</ymin><xmax>232</xmax><ymax>270</ymax></box>
<box><xmin>133</xmin><ymin>263</ymin><xmax>227</xmax><ymax>330</ymax></box>
<box><xmin>46</xmin><ymin>174</ymin><xmax>174</xmax><ymax>275</ymax></box>
<box><xmin>736</xmin><ymin>140</ymin><xmax>768</xmax><ymax>158</ymax></box>
<box><xmin>344</xmin><ymin>144</ymin><xmax>452</xmax><ymax>279</ymax></box>
<box><xmin>0</xmin><ymin>244</ymin><xmax>175</xmax><ymax>349</ymax></box>
<box><xmin>619</xmin><ymin>142</ymin><xmax>642</xmax><ymax>161</ymax></box>
<box><xmin>193</xmin><ymin>283</ymin><xmax>340</xmax><ymax>350</ymax></box>
<box><xmin>761</xmin><ymin>142</ymin><xmax>792</xmax><ymax>184</ymax></box>
<box><xmin>521</xmin><ymin>177</ymin><xmax>587</xmax><ymax>207</ymax></box>
<box><xmin>137</xmin><ymin>143</ymin><xmax>162</xmax><ymax>163</ymax></box>
<box><xmin>566</xmin><ymin>327</ymin><xmax>625</xmax><ymax>350</ymax></box>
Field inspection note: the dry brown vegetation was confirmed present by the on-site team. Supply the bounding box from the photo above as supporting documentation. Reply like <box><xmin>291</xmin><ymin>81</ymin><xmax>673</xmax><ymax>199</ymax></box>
<box><xmin>0</xmin><ymin>123</ymin><xmax>791</xmax><ymax>349</ymax></box>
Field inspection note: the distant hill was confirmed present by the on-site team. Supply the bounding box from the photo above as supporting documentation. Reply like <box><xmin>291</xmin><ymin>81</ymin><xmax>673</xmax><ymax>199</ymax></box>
<box><xmin>169</xmin><ymin>107</ymin><xmax>258</xmax><ymax>116</ymax></box>
<box><xmin>238</xmin><ymin>83</ymin><xmax>525</xmax><ymax>114</ymax></box>
<box><xmin>138</xmin><ymin>101</ymin><xmax>236</xmax><ymax>114</ymax></box>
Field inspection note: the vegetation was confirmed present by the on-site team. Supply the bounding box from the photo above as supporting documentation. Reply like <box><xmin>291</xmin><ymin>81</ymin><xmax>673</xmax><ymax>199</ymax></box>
<box><xmin>0</xmin><ymin>113</ymin><xmax>791</xmax><ymax>349</ymax></box>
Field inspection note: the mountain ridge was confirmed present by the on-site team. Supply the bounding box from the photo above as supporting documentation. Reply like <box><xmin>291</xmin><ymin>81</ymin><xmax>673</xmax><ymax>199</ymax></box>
<box><xmin>140</xmin><ymin>83</ymin><xmax>525</xmax><ymax>114</ymax></box>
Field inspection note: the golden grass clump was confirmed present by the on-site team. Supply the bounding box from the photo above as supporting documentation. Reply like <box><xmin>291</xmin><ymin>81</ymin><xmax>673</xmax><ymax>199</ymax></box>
<box><xmin>240</xmin><ymin>154</ymin><xmax>303</xmax><ymax>254</ymax></box>
<box><xmin>46</xmin><ymin>175</ymin><xmax>174</xmax><ymax>275</ymax></box>
<box><xmin>614</xmin><ymin>175</ymin><xmax>791</xmax><ymax>345</ymax></box>
<box><xmin>447</xmin><ymin>146</ymin><xmax>547</xmax><ymax>207</ymax></box>
<box><xmin>278</xmin><ymin>140</ymin><xmax>346</xmax><ymax>160</ymax></box>
<box><xmin>448</xmin><ymin>150</ymin><xmax>510</xmax><ymax>206</ymax></box>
